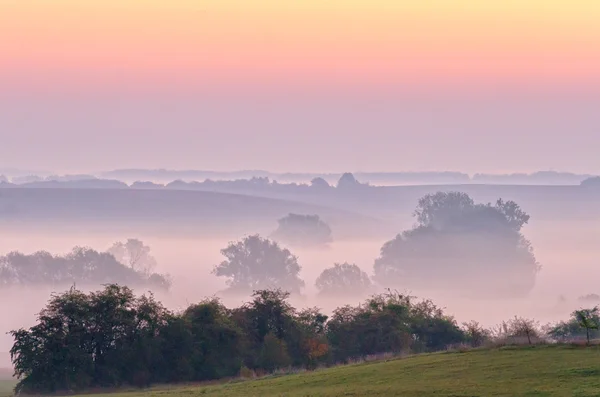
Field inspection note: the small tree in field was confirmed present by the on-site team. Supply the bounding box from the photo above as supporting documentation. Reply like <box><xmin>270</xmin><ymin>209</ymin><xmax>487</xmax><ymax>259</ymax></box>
<box><xmin>507</xmin><ymin>316</ymin><xmax>540</xmax><ymax>345</ymax></box>
<box><xmin>575</xmin><ymin>307</ymin><xmax>600</xmax><ymax>345</ymax></box>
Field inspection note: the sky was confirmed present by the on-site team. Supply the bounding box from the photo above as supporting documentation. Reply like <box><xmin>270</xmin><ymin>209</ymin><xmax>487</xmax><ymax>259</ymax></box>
<box><xmin>1</xmin><ymin>0</ymin><xmax>600</xmax><ymax>174</ymax></box>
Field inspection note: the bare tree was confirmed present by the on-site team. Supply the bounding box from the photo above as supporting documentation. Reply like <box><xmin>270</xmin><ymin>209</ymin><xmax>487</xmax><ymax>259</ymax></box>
<box><xmin>507</xmin><ymin>316</ymin><xmax>540</xmax><ymax>345</ymax></box>
<box><xmin>108</xmin><ymin>239</ymin><xmax>157</xmax><ymax>276</ymax></box>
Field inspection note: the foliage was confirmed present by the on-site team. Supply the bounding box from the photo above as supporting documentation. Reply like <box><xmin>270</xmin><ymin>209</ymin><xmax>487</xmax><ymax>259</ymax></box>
<box><xmin>505</xmin><ymin>317</ymin><xmax>541</xmax><ymax>345</ymax></box>
<box><xmin>326</xmin><ymin>289</ymin><xmax>464</xmax><ymax>362</ymax></box>
<box><xmin>10</xmin><ymin>285</ymin><xmax>170</xmax><ymax>394</ymax></box>
<box><xmin>108</xmin><ymin>239</ymin><xmax>157</xmax><ymax>276</ymax></box>
<box><xmin>580</xmin><ymin>176</ymin><xmax>600</xmax><ymax>188</ymax></box>
<box><xmin>461</xmin><ymin>321</ymin><xmax>491</xmax><ymax>347</ymax></box>
<box><xmin>271</xmin><ymin>213</ymin><xmax>333</xmax><ymax>247</ymax></box>
<box><xmin>0</xmin><ymin>246</ymin><xmax>170</xmax><ymax>290</ymax></box>
<box><xmin>548</xmin><ymin>307</ymin><xmax>600</xmax><ymax>344</ymax></box>
<box><xmin>212</xmin><ymin>235</ymin><xmax>304</xmax><ymax>294</ymax></box>
<box><xmin>374</xmin><ymin>192</ymin><xmax>539</xmax><ymax>296</ymax></box>
<box><xmin>67</xmin><ymin>346</ymin><xmax>600</xmax><ymax>397</ymax></box>
<box><xmin>336</xmin><ymin>173</ymin><xmax>367</xmax><ymax>189</ymax></box>
<box><xmin>315</xmin><ymin>262</ymin><xmax>372</xmax><ymax>296</ymax></box>
<box><xmin>310</xmin><ymin>177</ymin><xmax>331</xmax><ymax>189</ymax></box>
<box><xmin>10</xmin><ymin>285</ymin><xmax>472</xmax><ymax>394</ymax></box>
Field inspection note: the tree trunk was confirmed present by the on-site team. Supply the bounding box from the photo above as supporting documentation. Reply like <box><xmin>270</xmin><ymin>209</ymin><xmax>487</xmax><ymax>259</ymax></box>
<box><xmin>587</xmin><ymin>328</ymin><xmax>590</xmax><ymax>345</ymax></box>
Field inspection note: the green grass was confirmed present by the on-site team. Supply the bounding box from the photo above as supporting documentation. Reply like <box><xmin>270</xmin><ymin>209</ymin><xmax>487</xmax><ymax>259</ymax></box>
<box><xmin>9</xmin><ymin>345</ymin><xmax>600</xmax><ymax>397</ymax></box>
<box><xmin>0</xmin><ymin>380</ymin><xmax>16</xmax><ymax>397</ymax></box>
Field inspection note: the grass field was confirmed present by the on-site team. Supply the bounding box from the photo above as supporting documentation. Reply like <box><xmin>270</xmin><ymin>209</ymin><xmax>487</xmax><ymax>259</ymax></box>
<box><xmin>0</xmin><ymin>380</ymin><xmax>16</xmax><ymax>397</ymax></box>
<box><xmin>5</xmin><ymin>346</ymin><xmax>600</xmax><ymax>396</ymax></box>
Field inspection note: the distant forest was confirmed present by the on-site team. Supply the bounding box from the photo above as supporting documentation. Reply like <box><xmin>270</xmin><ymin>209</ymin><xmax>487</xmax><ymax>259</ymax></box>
<box><xmin>1</xmin><ymin>169</ymin><xmax>598</xmax><ymax>186</ymax></box>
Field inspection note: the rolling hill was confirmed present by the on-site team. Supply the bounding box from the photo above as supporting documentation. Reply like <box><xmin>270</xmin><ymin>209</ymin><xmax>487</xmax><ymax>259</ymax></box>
<box><xmin>7</xmin><ymin>345</ymin><xmax>594</xmax><ymax>397</ymax></box>
<box><xmin>0</xmin><ymin>187</ymin><xmax>390</xmax><ymax>239</ymax></box>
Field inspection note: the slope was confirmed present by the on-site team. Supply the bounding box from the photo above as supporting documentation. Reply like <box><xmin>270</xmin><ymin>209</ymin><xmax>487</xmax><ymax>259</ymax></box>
<box><xmin>58</xmin><ymin>345</ymin><xmax>600</xmax><ymax>397</ymax></box>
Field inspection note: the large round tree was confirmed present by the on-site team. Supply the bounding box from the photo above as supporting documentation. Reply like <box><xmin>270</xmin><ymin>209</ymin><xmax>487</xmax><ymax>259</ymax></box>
<box><xmin>271</xmin><ymin>213</ymin><xmax>333</xmax><ymax>248</ymax></box>
<box><xmin>373</xmin><ymin>192</ymin><xmax>540</xmax><ymax>297</ymax></box>
<box><xmin>315</xmin><ymin>263</ymin><xmax>372</xmax><ymax>297</ymax></box>
<box><xmin>213</xmin><ymin>235</ymin><xmax>304</xmax><ymax>294</ymax></box>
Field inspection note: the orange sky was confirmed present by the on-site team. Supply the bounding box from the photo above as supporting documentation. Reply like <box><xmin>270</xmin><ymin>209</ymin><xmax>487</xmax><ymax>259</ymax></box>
<box><xmin>2</xmin><ymin>0</ymin><xmax>600</xmax><ymax>89</ymax></box>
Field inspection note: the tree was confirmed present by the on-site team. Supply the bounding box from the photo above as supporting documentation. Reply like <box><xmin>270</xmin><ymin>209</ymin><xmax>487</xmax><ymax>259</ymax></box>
<box><xmin>374</xmin><ymin>192</ymin><xmax>539</xmax><ymax>297</ymax></box>
<box><xmin>315</xmin><ymin>263</ymin><xmax>372</xmax><ymax>296</ymax></box>
<box><xmin>581</xmin><ymin>176</ymin><xmax>600</xmax><ymax>188</ymax></box>
<box><xmin>336</xmin><ymin>173</ymin><xmax>366</xmax><ymax>189</ymax></box>
<box><xmin>181</xmin><ymin>299</ymin><xmax>243</xmax><ymax>380</ymax></box>
<box><xmin>0</xmin><ymin>246</ymin><xmax>170</xmax><ymax>290</ymax></box>
<box><xmin>10</xmin><ymin>284</ymin><xmax>172</xmax><ymax>394</ymax></box>
<box><xmin>310</xmin><ymin>177</ymin><xmax>331</xmax><ymax>189</ymax></box>
<box><xmin>506</xmin><ymin>316</ymin><xmax>540</xmax><ymax>345</ymax></box>
<box><xmin>575</xmin><ymin>307</ymin><xmax>600</xmax><ymax>345</ymax></box>
<box><xmin>271</xmin><ymin>214</ymin><xmax>333</xmax><ymax>248</ymax></box>
<box><xmin>108</xmin><ymin>239</ymin><xmax>157</xmax><ymax>276</ymax></box>
<box><xmin>213</xmin><ymin>235</ymin><xmax>304</xmax><ymax>294</ymax></box>
<box><xmin>462</xmin><ymin>321</ymin><xmax>491</xmax><ymax>347</ymax></box>
<box><xmin>548</xmin><ymin>307</ymin><xmax>600</xmax><ymax>343</ymax></box>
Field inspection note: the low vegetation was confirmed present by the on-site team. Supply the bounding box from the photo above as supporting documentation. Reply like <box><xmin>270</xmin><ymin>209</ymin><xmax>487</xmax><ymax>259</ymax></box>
<box><xmin>7</xmin><ymin>346</ymin><xmax>600</xmax><ymax>396</ymax></box>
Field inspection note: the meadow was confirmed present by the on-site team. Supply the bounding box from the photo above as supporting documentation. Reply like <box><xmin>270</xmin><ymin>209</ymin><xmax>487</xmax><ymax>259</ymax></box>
<box><xmin>15</xmin><ymin>345</ymin><xmax>596</xmax><ymax>397</ymax></box>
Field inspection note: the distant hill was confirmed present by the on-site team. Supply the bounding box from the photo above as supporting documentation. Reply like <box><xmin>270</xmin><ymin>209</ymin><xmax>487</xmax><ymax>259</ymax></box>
<box><xmin>100</xmin><ymin>169</ymin><xmax>597</xmax><ymax>186</ymax></box>
<box><xmin>0</xmin><ymin>187</ymin><xmax>389</xmax><ymax>239</ymax></box>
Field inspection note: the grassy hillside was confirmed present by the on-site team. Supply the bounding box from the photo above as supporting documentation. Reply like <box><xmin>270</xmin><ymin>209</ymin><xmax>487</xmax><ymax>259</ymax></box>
<box><xmin>13</xmin><ymin>345</ymin><xmax>592</xmax><ymax>397</ymax></box>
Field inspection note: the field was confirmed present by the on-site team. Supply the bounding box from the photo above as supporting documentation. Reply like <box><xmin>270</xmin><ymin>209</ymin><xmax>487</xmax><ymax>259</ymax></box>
<box><xmin>0</xmin><ymin>380</ymin><xmax>15</xmax><ymax>397</ymax></box>
<box><xmin>1</xmin><ymin>345</ymin><xmax>592</xmax><ymax>397</ymax></box>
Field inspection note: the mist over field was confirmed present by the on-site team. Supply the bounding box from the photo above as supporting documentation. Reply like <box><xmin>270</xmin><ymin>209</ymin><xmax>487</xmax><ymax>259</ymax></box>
<box><xmin>1</xmin><ymin>181</ymin><xmax>599</xmax><ymax>368</ymax></box>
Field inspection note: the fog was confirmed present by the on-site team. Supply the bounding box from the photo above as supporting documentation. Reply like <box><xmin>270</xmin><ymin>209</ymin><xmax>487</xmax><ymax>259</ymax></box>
<box><xmin>1</xmin><ymin>213</ymin><xmax>599</xmax><ymax>368</ymax></box>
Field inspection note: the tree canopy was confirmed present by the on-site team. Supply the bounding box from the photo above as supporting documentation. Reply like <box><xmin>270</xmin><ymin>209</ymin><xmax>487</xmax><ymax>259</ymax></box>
<box><xmin>212</xmin><ymin>235</ymin><xmax>305</xmax><ymax>294</ymax></box>
<box><xmin>271</xmin><ymin>213</ymin><xmax>333</xmax><ymax>247</ymax></box>
<box><xmin>10</xmin><ymin>284</ymin><xmax>468</xmax><ymax>394</ymax></box>
<box><xmin>373</xmin><ymin>192</ymin><xmax>539</xmax><ymax>297</ymax></box>
<box><xmin>0</xmin><ymin>245</ymin><xmax>170</xmax><ymax>290</ymax></box>
<box><xmin>315</xmin><ymin>263</ymin><xmax>372</xmax><ymax>296</ymax></box>
<box><xmin>108</xmin><ymin>238</ymin><xmax>157</xmax><ymax>276</ymax></box>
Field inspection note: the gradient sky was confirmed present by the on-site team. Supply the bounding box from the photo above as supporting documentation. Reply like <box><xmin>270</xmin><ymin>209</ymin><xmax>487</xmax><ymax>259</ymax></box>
<box><xmin>1</xmin><ymin>1</ymin><xmax>600</xmax><ymax>174</ymax></box>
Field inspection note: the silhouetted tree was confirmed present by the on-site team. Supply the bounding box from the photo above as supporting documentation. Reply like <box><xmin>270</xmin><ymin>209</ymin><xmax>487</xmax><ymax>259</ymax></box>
<box><xmin>0</xmin><ymin>246</ymin><xmax>170</xmax><ymax>290</ymax></box>
<box><xmin>271</xmin><ymin>214</ymin><xmax>333</xmax><ymax>247</ymax></box>
<box><xmin>374</xmin><ymin>192</ymin><xmax>539</xmax><ymax>297</ymax></box>
<box><xmin>336</xmin><ymin>173</ymin><xmax>366</xmax><ymax>189</ymax></box>
<box><xmin>10</xmin><ymin>285</ymin><xmax>470</xmax><ymax>395</ymax></box>
<box><xmin>326</xmin><ymin>289</ymin><xmax>464</xmax><ymax>362</ymax></box>
<box><xmin>108</xmin><ymin>239</ymin><xmax>157</xmax><ymax>276</ymax></box>
<box><xmin>581</xmin><ymin>176</ymin><xmax>600</xmax><ymax>188</ymax></box>
<box><xmin>10</xmin><ymin>285</ymin><xmax>171</xmax><ymax>394</ymax></box>
<box><xmin>310</xmin><ymin>177</ymin><xmax>331</xmax><ymax>189</ymax></box>
<box><xmin>213</xmin><ymin>235</ymin><xmax>304</xmax><ymax>294</ymax></box>
<box><xmin>315</xmin><ymin>263</ymin><xmax>372</xmax><ymax>296</ymax></box>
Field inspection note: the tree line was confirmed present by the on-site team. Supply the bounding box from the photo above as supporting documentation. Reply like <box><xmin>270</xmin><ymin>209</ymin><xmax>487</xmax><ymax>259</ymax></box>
<box><xmin>10</xmin><ymin>283</ymin><xmax>600</xmax><ymax>395</ymax></box>
<box><xmin>9</xmin><ymin>284</ymin><xmax>468</xmax><ymax>394</ymax></box>
<box><xmin>0</xmin><ymin>239</ymin><xmax>170</xmax><ymax>290</ymax></box>
<box><xmin>1</xmin><ymin>192</ymin><xmax>541</xmax><ymax>298</ymax></box>
<box><xmin>215</xmin><ymin>192</ymin><xmax>539</xmax><ymax>297</ymax></box>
